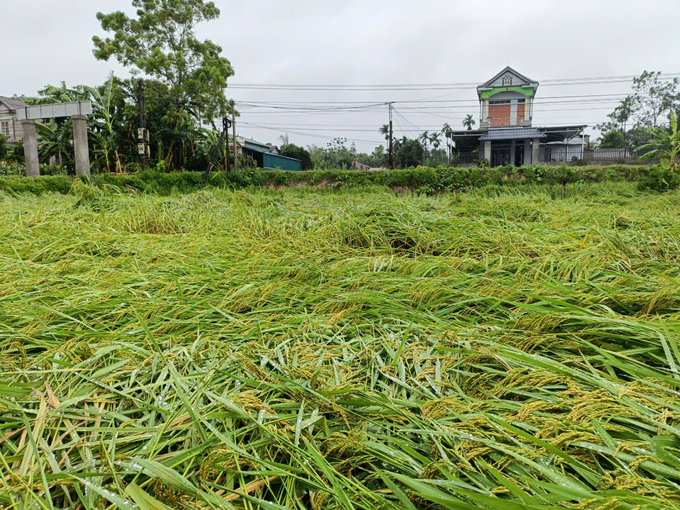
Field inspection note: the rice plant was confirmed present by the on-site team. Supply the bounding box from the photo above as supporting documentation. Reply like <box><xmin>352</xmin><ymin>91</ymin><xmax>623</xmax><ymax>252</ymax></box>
<box><xmin>1</xmin><ymin>181</ymin><xmax>679</xmax><ymax>509</ymax></box>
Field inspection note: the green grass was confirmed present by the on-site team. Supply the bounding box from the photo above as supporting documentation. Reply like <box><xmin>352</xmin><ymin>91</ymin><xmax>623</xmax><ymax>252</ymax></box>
<box><xmin>1</xmin><ymin>181</ymin><xmax>680</xmax><ymax>509</ymax></box>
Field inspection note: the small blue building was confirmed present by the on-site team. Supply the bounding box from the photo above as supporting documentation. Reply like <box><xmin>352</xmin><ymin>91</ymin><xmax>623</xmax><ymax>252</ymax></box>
<box><xmin>239</xmin><ymin>137</ymin><xmax>302</xmax><ymax>171</ymax></box>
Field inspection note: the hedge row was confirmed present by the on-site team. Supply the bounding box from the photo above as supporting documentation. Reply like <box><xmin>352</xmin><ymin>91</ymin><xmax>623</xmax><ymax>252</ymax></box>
<box><xmin>0</xmin><ymin>164</ymin><xmax>673</xmax><ymax>196</ymax></box>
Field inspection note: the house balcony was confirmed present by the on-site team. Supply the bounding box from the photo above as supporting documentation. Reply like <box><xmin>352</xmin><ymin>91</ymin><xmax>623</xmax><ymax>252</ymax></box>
<box><xmin>480</xmin><ymin>116</ymin><xmax>533</xmax><ymax>129</ymax></box>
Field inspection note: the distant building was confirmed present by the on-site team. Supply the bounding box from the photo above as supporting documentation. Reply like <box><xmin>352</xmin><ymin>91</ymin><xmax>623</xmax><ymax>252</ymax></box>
<box><xmin>448</xmin><ymin>67</ymin><xmax>587</xmax><ymax>166</ymax></box>
<box><xmin>231</xmin><ymin>136</ymin><xmax>302</xmax><ymax>171</ymax></box>
<box><xmin>351</xmin><ymin>161</ymin><xmax>372</xmax><ymax>171</ymax></box>
<box><xmin>0</xmin><ymin>96</ymin><xmax>28</xmax><ymax>145</ymax></box>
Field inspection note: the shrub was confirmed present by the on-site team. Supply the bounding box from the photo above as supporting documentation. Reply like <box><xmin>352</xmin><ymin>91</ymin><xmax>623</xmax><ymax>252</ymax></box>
<box><xmin>0</xmin><ymin>164</ymin><xmax>666</xmax><ymax>196</ymax></box>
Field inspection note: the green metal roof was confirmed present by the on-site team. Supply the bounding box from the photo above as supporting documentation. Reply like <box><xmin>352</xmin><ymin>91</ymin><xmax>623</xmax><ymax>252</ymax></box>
<box><xmin>244</xmin><ymin>146</ymin><xmax>300</xmax><ymax>161</ymax></box>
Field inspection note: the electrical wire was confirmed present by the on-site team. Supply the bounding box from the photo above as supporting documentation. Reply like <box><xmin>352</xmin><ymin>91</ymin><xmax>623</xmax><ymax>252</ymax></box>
<box><xmin>228</xmin><ymin>73</ymin><xmax>680</xmax><ymax>91</ymax></box>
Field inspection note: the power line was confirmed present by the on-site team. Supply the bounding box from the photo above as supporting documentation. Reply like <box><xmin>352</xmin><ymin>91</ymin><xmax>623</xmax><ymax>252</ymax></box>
<box><xmin>240</xmin><ymin>121</ymin><xmax>383</xmax><ymax>145</ymax></box>
<box><xmin>228</xmin><ymin>73</ymin><xmax>680</xmax><ymax>91</ymax></box>
<box><xmin>235</xmin><ymin>93</ymin><xmax>637</xmax><ymax>106</ymax></box>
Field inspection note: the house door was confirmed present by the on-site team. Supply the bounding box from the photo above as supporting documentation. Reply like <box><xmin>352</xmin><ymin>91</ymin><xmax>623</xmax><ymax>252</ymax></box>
<box><xmin>515</xmin><ymin>143</ymin><xmax>524</xmax><ymax>166</ymax></box>
<box><xmin>491</xmin><ymin>145</ymin><xmax>511</xmax><ymax>167</ymax></box>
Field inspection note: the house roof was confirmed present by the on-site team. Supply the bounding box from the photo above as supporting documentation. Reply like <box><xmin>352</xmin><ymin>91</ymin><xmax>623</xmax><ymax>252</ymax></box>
<box><xmin>479</xmin><ymin>127</ymin><xmax>546</xmax><ymax>141</ymax></box>
<box><xmin>451</xmin><ymin>125</ymin><xmax>587</xmax><ymax>149</ymax></box>
<box><xmin>478</xmin><ymin>66</ymin><xmax>537</xmax><ymax>89</ymax></box>
<box><xmin>242</xmin><ymin>137</ymin><xmax>272</xmax><ymax>149</ymax></box>
<box><xmin>243</xmin><ymin>146</ymin><xmax>301</xmax><ymax>162</ymax></box>
<box><xmin>0</xmin><ymin>96</ymin><xmax>27</xmax><ymax>112</ymax></box>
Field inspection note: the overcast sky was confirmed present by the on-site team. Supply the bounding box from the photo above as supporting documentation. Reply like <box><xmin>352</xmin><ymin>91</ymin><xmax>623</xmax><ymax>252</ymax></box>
<box><xmin>4</xmin><ymin>0</ymin><xmax>680</xmax><ymax>152</ymax></box>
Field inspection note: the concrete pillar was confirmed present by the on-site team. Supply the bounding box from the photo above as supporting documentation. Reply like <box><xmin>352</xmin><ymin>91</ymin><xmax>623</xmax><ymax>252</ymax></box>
<box><xmin>532</xmin><ymin>138</ymin><xmax>540</xmax><ymax>165</ymax></box>
<box><xmin>510</xmin><ymin>140</ymin><xmax>516</xmax><ymax>165</ymax></box>
<box><xmin>483</xmin><ymin>141</ymin><xmax>491</xmax><ymax>162</ymax></box>
<box><xmin>21</xmin><ymin>120</ymin><xmax>40</xmax><ymax>177</ymax></box>
<box><xmin>510</xmin><ymin>102</ymin><xmax>518</xmax><ymax>126</ymax></box>
<box><xmin>72</xmin><ymin>115</ymin><xmax>90</xmax><ymax>177</ymax></box>
<box><xmin>524</xmin><ymin>142</ymin><xmax>532</xmax><ymax>166</ymax></box>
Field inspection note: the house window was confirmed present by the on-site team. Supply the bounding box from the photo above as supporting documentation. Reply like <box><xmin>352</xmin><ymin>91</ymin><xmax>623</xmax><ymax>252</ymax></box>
<box><xmin>0</xmin><ymin>120</ymin><xmax>10</xmax><ymax>137</ymax></box>
<box><xmin>502</xmin><ymin>76</ymin><xmax>513</xmax><ymax>86</ymax></box>
<box><xmin>489</xmin><ymin>99</ymin><xmax>511</xmax><ymax>105</ymax></box>
<box><xmin>518</xmin><ymin>99</ymin><xmax>526</xmax><ymax>104</ymax></box>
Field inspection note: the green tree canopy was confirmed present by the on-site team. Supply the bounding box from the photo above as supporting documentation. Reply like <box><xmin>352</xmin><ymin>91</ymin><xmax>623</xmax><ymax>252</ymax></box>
<box><xmin>279</xmin><ymin>143</ymin><xmax>313</xmax><ymax>170</ymax></box>
<box><xmin>463</xmin><ymin>114</ymin><xmax>476</xmax><ymax>130</ymax></box>
<box><xmin>93</xmin><ymin>0</ymin><xmax>234</xmax><ymax>124</ymax></box>
<box><xmin>395</xmin><ymin>138</ymin><xmax>425</xmax><ymax>168</ymax></box>
<box><xmin>599</xmin><ymin>130</ymin><xmax>627</xmax><ymax>148</ymax></box>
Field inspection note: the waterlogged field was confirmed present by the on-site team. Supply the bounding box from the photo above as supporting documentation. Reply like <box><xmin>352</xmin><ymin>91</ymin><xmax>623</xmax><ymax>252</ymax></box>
<box><xmin>1</xmin><ymin>182</ymin><xmax>680</xmax><ymax>509</ymax></box>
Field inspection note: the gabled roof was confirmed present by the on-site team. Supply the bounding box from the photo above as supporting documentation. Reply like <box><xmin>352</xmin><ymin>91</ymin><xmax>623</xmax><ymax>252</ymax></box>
<box><xmin>478</xmin><ymin>66</ymin><xmax>537</xmax><ymax>89</ymax></box>
<box><xmin>0</xmin><ymin>96</ymin><xmax>27</xmax><ymax>112</ymax></box>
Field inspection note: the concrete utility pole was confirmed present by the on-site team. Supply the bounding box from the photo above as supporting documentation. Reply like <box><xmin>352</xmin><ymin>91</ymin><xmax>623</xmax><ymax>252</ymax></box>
<box><xmin>21</xmin><ymin>120</ymin><xmax>40</xmax><ymax>176</ymax></box>
<box><xmin>138</xmin><ymin>81</ymin><xmax>147</xmax><ymax>169</ymax></box>
<box><xmin>232</xmin><ymin>103</ymin><xmax>238</xmax><ymax>172</ymax></box>
<box><xmin>388</xmin><ymin>103</ymin><xmax>394</xmax><ymax>169</ymax></box>
<box><xmin>72</xmin><ymin>115</ymin><xmax>91</xmax><ymax>177</ymax></box>
<box><xmin>225</xmin><ymin>116</ymin><xmax>230</xmax><ymax>173</ymax></box>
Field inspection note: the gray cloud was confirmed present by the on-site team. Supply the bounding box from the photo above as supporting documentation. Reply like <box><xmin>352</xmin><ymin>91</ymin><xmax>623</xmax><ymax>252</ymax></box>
<box><xmin>3</xmin><ymin>0</ymin><xmax>680</xmax><ymax>151</ymax></box>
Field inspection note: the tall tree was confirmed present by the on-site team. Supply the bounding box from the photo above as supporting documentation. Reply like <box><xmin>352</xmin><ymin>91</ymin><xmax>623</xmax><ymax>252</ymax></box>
<box><xmin>429</xmin><ymin>132</ymin><xmax>441</xmax><ymax>150</ymax></box>
<box><xmin>419</xmin><ymin>131</ymin><xmax>430</xmax><ymax>148</ymax></box>
<box><xmin>598</xmin><ymin>130</ymin><xmax>627</xmax><ymax>148</ymax></box>
<box><xmin>93</xmin><ymin>0</ymin><xmax>234</xmax><ymax>125</ymax></box>
<box><xmin>395</xmin><ymin>138</ymin><xmax>425</xmax><ymax>168</ymax></box>
<box><xmin>379</xmin><ymin>124</ymin><xmax>390</xmax><ymax>143</ymax></box>
<box><xmin>631</xmin><ymin>71</ymin><xmax>679</xmax><ymax>127</ymax></box>
<box><xmin>279</xmin><ymin>143</ymin><xmax>313</xmax><ymax>170</ymax></box>
<box><xmin>463</xmin><ymin>114</ymin><xmax>476</xmax><ymax>130</ymax></box>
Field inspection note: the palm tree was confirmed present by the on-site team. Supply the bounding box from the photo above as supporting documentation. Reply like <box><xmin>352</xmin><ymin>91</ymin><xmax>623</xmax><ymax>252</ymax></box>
<box><xmin>419</xmin><ymin>131</ymin><xmax>430</xmax><ymax>148</ymax></box>
<box><xmin>441</xmin><ymin>123</ymin><xmax>453</xmax><ymax>165</ymax></box>
<box><xmin>429</xmin><ymin>132</ymin><xmax>441</xmax><ymax>150</ymax></box>
<box><xmin>379</xmin><ymin>124</ymin><xmax>390</xmax><ymax>142</ymax></box>
<box><xmin>463</xmin><ymin>114</ymin><xmax>476</xmax><ymax>131</ymax></box>
<box><xmin>429</xmin><ymin>132</ymin><xmax>443</xmax><ymax>164</ymax></box>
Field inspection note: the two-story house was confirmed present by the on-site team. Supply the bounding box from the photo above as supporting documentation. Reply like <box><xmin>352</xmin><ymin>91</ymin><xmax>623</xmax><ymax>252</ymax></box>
<box><xmin>0</xmin><ymin>96</ymin><xmax>28</xmax><ymax>146</ymax></box>
<box><xmin>449</xmin><ymin>67</ymin><xmax>587</xmax><ymax>166</ymax></box>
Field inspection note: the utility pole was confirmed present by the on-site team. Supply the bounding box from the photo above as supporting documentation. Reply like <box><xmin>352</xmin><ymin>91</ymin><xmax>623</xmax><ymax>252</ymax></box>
<box><xmin>232</xmin><ymin>103</ymin><xmax>238</xmax><ymax>172</ymax></box>
<box><xmin>224</xmin><ymin>116</ymin><xmax>230</xmax><ymax>172</ymax></box>
<box><xmin>388</xmin><ymin>103</ymin><xmax>394</xmax><ymax>169</ymax></box>
<box><xmin>446</xmin><ymin>131</ymin><xmax>451</xmax><ymax>166</ymax></box>
<box><xmin>138</xmin><ymin>80</ymin><xmax>148</xmax><ymax>169</ymax></box>
<box><xmin>203</xmin><ymin>116</ymin><xmax>231</xmax><ymax>185</ymax></box>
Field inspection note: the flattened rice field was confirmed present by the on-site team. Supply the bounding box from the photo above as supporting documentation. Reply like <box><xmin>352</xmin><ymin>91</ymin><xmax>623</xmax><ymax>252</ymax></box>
<box><xmin>1</xmin><ymin>182</ymin><xmax>680</xmax><ymax>509</ymax></box>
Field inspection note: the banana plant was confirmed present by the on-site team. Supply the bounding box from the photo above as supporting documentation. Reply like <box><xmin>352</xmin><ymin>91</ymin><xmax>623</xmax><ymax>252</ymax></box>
<box><xmin>83</xmin><ymin>73</ymin><xmax>123</xmax><ymax>173</ymax></box>
<box><xmin>638</xmin><ymin>112</ymin><xmax>680</xmax><ymax>173</ymax></box>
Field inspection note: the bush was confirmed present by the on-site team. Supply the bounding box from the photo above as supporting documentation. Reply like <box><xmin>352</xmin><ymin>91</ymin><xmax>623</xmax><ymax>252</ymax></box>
<box><xmin>0</xmin><ymin>164</ymin><xmax>665</xmax><ymax>196</ymax></box>
<box><xmin>637</xmin><ymin>167</ymin><xmax>680</xmax><ymax>192</ymax></box>
<box><xmin>7</xmin><ymin>140</ymin><xmax>25</xmax><ymax>164</ymax></box>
